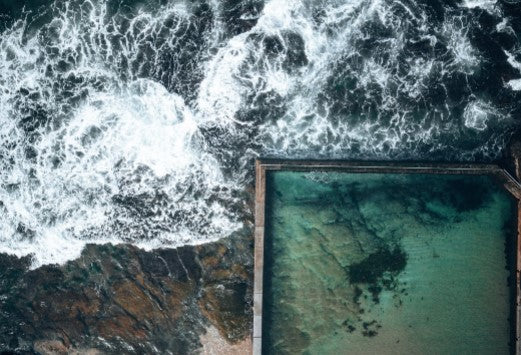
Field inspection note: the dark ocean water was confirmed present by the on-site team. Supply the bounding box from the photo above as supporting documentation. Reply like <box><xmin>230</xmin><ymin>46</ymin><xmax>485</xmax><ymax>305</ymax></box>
<box><xmin>0</xmin><ymin>0</ymin><xmax>520</xmax><ymax>269</ymax></box>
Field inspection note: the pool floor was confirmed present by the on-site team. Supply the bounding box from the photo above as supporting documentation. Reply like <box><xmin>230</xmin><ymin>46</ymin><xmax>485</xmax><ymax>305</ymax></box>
<box><xmin>263</xmin><ymin>172</ymin><xmax>515</xmax><ymax>355</ymax></box>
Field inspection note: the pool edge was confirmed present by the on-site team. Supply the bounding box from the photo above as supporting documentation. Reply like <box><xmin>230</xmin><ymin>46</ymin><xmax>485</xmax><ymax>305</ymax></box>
<box><xmin>253</xmin><ymin>159</ymin><xmax>521</xmax><ymax>355</ymax></box>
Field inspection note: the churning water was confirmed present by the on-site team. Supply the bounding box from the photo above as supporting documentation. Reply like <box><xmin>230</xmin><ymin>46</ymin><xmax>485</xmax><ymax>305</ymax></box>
<box><xmin>0</xmin><ymin>0</ymin><xmax>520</xmax><ymax>267</ymax></box>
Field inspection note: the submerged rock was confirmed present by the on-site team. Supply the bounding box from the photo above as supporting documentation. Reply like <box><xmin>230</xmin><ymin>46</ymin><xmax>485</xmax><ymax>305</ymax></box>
<box><xmin>348</xmin><ymin>247</ymin><xmax>407</xmax><ymax>285</ymax></box>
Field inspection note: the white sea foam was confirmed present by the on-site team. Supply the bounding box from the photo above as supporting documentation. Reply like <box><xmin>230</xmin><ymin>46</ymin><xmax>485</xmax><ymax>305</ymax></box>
<box><xmin>463</xmin><ymin>101</ymin><xmax>489</xmax><ymax>130</ymax></box>
<box><xmin>0</xmin><ymin>1</ymin><xmax>240</xmax><ymax>268</ymax></box>
<box><xmin>0</xmin><ymin>78</ymin><xmax>239</xmax><ymax>268</ymax></box>
<box><xmin>503</xmin><ymin>49</ymin><xmax>521</xmax><ymax>91</ymax></box>
<box><xmin>461</xmin><ymin>0</ymin><xmax>497</xmax><ymax>9</ymax></box>
<box><xmin>0</xmin><ymin>0</ymin><xmax>517</xmax><ymax>267</ymax></box>
<box><xmin>496</xmin><ymin>18</ymin><xmax>514</xmax><ymax>34</ymax></box>
<box><xmin>253</xmin><ymin>0</ymin><xmax>490</xmax><ymax>158</ymax></box>
<box><xmin>507</xmin><ymin>79</ymin><xmax>521</xmax><ymax>91</ymax></box>
<box><xmin>442</xmin><ymin>15</ymin><xmax>480</xmax><ymax>73</ymax></box>
<box><xmin>461</xmin><ymin>0</ymin><xmax>500</xmax><ymax>15</ymax></box>
<box><xmin>505</xmin><ymin>49</ymin><xmax>521</xmax><ymax>72</ymax></box>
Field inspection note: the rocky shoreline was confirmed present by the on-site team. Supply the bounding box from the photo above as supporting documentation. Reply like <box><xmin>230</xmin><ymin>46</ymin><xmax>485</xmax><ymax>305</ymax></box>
<box><xmin>0</xmin><ymin>227</ymin><xmax>253</xmax><ymax>354</ymax></box>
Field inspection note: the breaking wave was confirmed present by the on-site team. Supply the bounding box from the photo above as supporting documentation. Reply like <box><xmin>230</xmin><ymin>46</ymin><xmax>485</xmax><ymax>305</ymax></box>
<box><xmin>0</xmin><ymin>0</ymin><xmax>520</xmax><ymax>267</ymax></box>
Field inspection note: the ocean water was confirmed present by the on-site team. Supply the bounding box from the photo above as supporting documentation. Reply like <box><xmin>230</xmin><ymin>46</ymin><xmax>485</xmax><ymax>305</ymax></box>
<box><xmin>0</xmin><ymin>0</ymin><xmax>520</xmax><ymax>266</ymax></box>
<box><xmin>263</xmin><ymin>171</ymin><xmax>516</xmax><ymax>354</ymax></box>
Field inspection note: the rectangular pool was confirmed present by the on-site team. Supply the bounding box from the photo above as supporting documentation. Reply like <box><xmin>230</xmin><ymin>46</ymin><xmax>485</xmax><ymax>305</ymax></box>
<box><xmin>260</xmin><ymin>169</ymin><xmax>516</xmax><ymax>354</ymax></box>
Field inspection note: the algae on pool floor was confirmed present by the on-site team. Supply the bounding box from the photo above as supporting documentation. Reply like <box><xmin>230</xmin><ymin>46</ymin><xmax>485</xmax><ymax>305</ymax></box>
<box><xmin>263</xmin><ymin>172</ymin><xmax>515</xmax><ymax>355</ymax></box>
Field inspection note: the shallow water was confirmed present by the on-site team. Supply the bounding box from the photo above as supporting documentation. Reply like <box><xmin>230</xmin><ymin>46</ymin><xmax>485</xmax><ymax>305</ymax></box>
<box><xmin>263</xmin><ymin>171</ymin><xmax>515</xmax><ymax>355</ymax></box>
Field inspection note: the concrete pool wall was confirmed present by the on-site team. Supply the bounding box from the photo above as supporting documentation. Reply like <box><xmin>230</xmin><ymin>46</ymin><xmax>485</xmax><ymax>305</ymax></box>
<box><xmin>254</xmin><ymin>159</ymin><xmax>521</xmax><ymax>355</ymax></box>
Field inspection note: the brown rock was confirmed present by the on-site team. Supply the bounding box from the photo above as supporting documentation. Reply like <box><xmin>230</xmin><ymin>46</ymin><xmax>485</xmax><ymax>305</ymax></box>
<box><xmin>199</xmin><ymin>280</ymin><xmax>250</xmax><ymax>343</ymax></box>
<box><xmin>0</xmin><ymin>231</ymin><xmax>253</xmax><ymax>354</ymax></box>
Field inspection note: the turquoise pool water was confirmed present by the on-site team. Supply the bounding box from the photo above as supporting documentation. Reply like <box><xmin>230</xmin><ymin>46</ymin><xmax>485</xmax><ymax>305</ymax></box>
<box><xmin>263</xmin><ymin>172</ymin><xmax>516</xmax><ymax>355</ymax></box>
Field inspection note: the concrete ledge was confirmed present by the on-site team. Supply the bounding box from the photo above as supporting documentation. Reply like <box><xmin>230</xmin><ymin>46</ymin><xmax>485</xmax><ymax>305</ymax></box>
<box><xmin>254</xmin><ymin>293</ymin><xmax>262</xmax><ymax>316</ymax></box>
<box><xmin>253</xmin><ymin>337</ymin><xmax>262</xmax><ymax>355</ymax></box>
<box><xmin>253</xmin><ymin>161</ymin><xmax>266</xmax><ymax>355</ymax></box>
<box><xmin>517</xmin><ymin>201</ymin><xmax>521</xmax><ymax>355</ymax></box>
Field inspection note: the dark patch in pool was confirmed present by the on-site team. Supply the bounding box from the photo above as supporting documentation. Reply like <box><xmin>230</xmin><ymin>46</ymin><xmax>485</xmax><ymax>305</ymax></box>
<box><xmin>437</xmin><ymin>179</ymin><xmax>490</xmax><ymax>212</ymax></box>
<box><xmin>342</xmin><ymin>320</ymin><xmax>356</xmax><ymax>333</ymax></box>
<box><xmin>348</xmin><ymin>246</ymin><xmax>407</xmax><ymax>285</ymax></box>
<box><xmin>347</xmin><ymin>246</ymin><xmax>407</xmax><ymax>312</ymax></box>
<box><xmin>362</xmin><ymin>320</ymin><xmax>381</xmax><ymax>337</ymax></box>
<box><xmin>368</xmin><ymin>284</ymin><xmax>383</xmax><ymax>304</ymax></box>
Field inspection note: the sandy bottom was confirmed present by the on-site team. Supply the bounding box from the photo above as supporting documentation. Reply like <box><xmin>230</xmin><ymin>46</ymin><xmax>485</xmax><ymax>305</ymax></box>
<box><xmin>199</xmin><ymin>326</ymin><xmax>252</xmax><ymax>355</ymax></box>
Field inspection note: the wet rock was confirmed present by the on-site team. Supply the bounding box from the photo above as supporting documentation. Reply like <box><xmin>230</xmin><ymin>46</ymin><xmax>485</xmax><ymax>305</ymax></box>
<box><xmin>0</xmin><ymin>229</ymin><xmax>253</xmax><ymax>354</ymax></box>
<box><xmin>507</xmin><ymin>137</ymin><xmax>521</xmax><ymax>180</ymax></box>
<box><xmin>199</xmin><ymin>280</ymin><xmax>250</xmax><ymax>343</ymax></box>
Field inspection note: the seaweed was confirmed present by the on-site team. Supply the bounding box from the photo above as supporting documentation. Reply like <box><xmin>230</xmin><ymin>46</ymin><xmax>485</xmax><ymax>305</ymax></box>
<box><xmin>348</xmin><ymin>246</ymin><xmax>407</xmax><ymax>285</ymax></box>
<box><xmin>368</xmin><ymin>284</ymin><xmax>383</xmax><ymax>304</ymax></box>
<box><xmin>361</xmin><ymin>320</ymin><xmax>381</xmax><ymax>337</ymax></box>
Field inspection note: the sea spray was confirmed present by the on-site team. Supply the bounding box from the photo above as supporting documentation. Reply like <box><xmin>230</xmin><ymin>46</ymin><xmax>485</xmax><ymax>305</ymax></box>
<box><xmin>0</xmin><ymin>0</ymin><xmax>519</xmax><ymax>267</ymax></box>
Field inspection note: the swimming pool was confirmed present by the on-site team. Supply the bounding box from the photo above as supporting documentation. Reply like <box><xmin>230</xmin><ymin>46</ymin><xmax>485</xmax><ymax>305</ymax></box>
<box><xmin>256</xmin><ymin>162</ymin><xmax>518</xmax><ymax>355</ymax></box>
